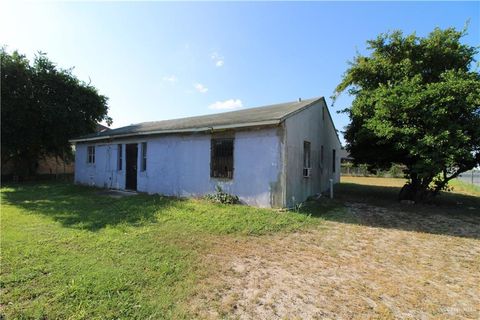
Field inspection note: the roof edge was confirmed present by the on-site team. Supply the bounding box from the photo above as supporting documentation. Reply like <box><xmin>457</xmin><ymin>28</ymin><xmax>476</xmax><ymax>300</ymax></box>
<box><xmin>69</xmin><ymin>119</ymin><xmax>281</xmax><ymax>143</ymax></box>
<box><xmin>279</xmin><ymin>97</ymin><xmax>324</xmax><ymax>122</ymax></box>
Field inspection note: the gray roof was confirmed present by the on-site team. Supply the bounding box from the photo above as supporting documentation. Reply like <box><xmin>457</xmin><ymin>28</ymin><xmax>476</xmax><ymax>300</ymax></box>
<box><xmin>71</xmin><ymin>97</ymin><xmax>323</xmax><ymax>142</ymax></box>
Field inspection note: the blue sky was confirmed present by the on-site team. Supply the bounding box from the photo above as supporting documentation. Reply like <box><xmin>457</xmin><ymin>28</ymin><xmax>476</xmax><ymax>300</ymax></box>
<box><xmin>1</xmin><ymin>1</ymin><xmax>478</xmax><ymax>144</ymax></box>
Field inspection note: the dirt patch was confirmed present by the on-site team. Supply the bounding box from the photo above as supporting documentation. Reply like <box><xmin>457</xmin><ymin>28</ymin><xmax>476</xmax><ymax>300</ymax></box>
<box><xmin>191</xmin><ymin>203</ymin><xmax>480</xmax><ymax>319</ymax></box>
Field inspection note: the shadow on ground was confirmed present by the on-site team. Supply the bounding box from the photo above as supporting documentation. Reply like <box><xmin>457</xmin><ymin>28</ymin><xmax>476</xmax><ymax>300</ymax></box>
<box><xmin>300</xmin><ymin>182</ymin><xmax>480</xmax><ymax>240</ymax></box>
<box><xmin>1</xmin><ymin>182</ymin><xmax>182</xmax><ymax>231</ymax></box>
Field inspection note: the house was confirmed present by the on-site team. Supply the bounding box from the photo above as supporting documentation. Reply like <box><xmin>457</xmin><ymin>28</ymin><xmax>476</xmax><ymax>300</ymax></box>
<box><xmin>70</xmin><ymin>97</ymin><xmax>341</xmax><ymax>208</ymax></box>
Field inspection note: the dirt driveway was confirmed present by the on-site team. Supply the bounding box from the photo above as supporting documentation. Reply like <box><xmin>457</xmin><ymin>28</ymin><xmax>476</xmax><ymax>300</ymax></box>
<box><xmin>191</xmin><ymin>201</ymin><xmax>480</xmax><ymax>319</ymax></box>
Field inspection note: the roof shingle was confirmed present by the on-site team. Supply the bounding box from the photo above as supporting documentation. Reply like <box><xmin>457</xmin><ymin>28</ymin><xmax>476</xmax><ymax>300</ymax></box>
<box><xmin>71</xmin><ymin>97</ymin><xmax>323</xmax><ymax>142</ymax></box>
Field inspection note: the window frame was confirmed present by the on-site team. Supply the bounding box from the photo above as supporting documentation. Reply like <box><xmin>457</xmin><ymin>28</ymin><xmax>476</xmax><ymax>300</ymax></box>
<box><xmin>87</xmin><ymin>145</ymin><xmax>95</xmax><ymax>165</ymax></box>
<box><xmin>332</xmin><ymin>148</ymin><xmax>336</xmax><ymax>173</ymax></box>
<box><xmin>210</xmin><ymin>138</ymin><xmax>234</xmax><ymax>179</ymax></box>
<box><xmin>141</xmin><ymin>142</ymin><xmax>147</xmax><ymax>172</ymax></box>
<box><xmin>320</xmin><ymin>145</ymin><xmax>324</xmax><ymax>166</ymax></box>
<box><xmin>117</xmin><ymin>144</ymin><xmax>123</xmax><ymax>171</ymax></box>
<box><xmin>303</xmin><ymin>141</ymin><xmax>311</xmax><ymax>178</ymax></box>
<box><xmin>303</xmin><ymin>141</ymin><xmax>311</xmax><ymax>169</ymax></box>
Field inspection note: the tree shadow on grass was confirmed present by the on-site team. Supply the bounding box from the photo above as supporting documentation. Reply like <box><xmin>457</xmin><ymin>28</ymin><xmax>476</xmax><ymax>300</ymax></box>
<box><xmin>300</xmin><ymin>182</ymin><xmax>480</xmax><ymax>240</ymax></box>
<box><xmin>1</xmin><ymin>182</ymin><xmax>182</xmax><ymax>231</ymax></box>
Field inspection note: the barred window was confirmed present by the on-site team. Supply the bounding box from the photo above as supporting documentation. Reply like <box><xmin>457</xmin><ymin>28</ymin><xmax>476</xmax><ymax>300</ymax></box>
<box><xmin>141</xmin><ymin>142</ymin><xmax>147</xmax><ymax>171</ymax></box>
<box><xmin>117</xmin><ymin>144</ymin><xmax>123</xmax><ymax>171</ymax></box>
<box><xmin>211</xmin><ymin>138</ymin><xmax>234</xmax><ymax>179</ymax></box>
<box><xmin>87</xmin><ymin>146</ymin><xmax>95</xmax><ymax>164</ymax></box>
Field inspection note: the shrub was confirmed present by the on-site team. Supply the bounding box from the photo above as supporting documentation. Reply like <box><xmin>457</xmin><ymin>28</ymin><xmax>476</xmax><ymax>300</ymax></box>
<box><xmin>204</xmin><ymin>186</ymin><xmax>240</xmax><ymax>205</ymax></box>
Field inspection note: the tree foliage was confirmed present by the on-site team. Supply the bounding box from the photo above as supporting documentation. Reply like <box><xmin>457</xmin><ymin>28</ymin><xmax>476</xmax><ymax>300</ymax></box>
<box><xmin>335</xmin><ymin>27</ymin><xmax>480</xmax><ymax>201</ymax></box>
<box><xmin>1</xmin><ymin>48</ymin><xmax>112</xmax><ymax>176</ymax></box>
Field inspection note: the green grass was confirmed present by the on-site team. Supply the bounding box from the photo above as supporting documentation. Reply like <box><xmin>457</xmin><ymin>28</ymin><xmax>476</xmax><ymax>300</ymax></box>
<box><xmin>450</xmin><ymin>179</ymin><xmax>480</xmax><ymax>195</ymax></box>
<box><xmin>1</xmin><ymin>182</ymin><xmax>322</xmax><ymax>319</ymax></box>
<box><xmin>3</xmin><ymin>178</ymin><xmax>477</xmax><ymax>319</ymax></box>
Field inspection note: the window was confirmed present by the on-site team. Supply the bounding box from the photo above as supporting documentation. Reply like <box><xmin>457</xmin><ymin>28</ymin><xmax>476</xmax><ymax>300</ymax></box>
<box><xmin>211</xmin><ymin>138</ymin><xmax>234</xmax><ymax>179</ymax></box>
<box><xmin>303</xmin><ymin>141</ymin><xmax>311</xmax><ymax>177</ymax></box>
<box><xmin>87</xmin><ymin>146</ymin><xmax>95</xmax><ymax>164</ymax></box>
<box><xmin>332</xmin><ymin>149</ymin><xmax>336</xmax><ymax>173</ymax></box>
<box><xmin>321</xmin><ymin>145</ymin><xmax>324</xmax><ymax>165</ymax></box>
<box><xmin>322</xmin><ymin>106</ymin><xmax>325</xmax><ymax>121</ymax></box>
<box><xmin>117</xmin><ymin>144</ymin><xmax>123</xmax><ymax>171</ymax></box>
<box><xmin>141</xmin><ymin>142</ymin><xmax>147</xmax><ymax>171</ymax></box>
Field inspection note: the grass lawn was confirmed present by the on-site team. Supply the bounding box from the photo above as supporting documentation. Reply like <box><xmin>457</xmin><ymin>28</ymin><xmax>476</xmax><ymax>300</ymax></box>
<box><xmin>1</xmin><ymin>178</ymin><xmax>479</xmax><ymax>319</ymax></box>
<box><xmin>0</xmin><ymin>183</ymin><xmax>322</xmax><ymax>319</ymax></box>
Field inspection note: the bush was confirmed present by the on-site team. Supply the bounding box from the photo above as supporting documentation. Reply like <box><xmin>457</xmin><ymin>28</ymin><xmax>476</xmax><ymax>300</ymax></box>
<box><xmin>204</xmin><ymin>186</ymin><xmax>240</xmax><ymax>205</ymax></box>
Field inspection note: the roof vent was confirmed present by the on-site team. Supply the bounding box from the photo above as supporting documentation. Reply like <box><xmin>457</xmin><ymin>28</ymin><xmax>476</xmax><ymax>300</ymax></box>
<box><xmin>298</xmin><ymin>97</ymin><xmax>302</xmax><ymax>102</ymax></box>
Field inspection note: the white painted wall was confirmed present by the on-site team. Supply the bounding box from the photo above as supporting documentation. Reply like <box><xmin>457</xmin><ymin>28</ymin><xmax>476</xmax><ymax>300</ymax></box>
<box><xmin>74</xmin><ymin>102</ymin><xmax>342</xmax><ymax>208</ymax></box>
<box><xmin>75</xmin><ymin>143</ymin><xmax>125</xmax><ymax>189</ymax></box>
<box><xmin>74</xmin><ymin>127</ymin><xmax>283</xmax><ymax>207</ymax></box>
<box><xmin>283</xmin><ymin>100</ymin><xmax>342</xmax><ymax>207</ymax></box>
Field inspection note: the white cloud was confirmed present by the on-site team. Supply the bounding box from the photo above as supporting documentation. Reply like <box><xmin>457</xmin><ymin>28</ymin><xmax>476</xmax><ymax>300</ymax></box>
<box><xmin>194</xmin><ymin>83</ymin><xmax>208</xmax><ymax>93</ymax></box>
<box><xmin>162</xmin><ymin>75</ymin><xmax>178</xmax><ymax>83</ymax></box>
<box><xmin>208</xmin><ymin>99</ymin><xmax>243</xmax><ymax>110</ymax></box>
<box><xmin>211</xmin><ymin>51</ymin><xmax>224</xmax><ymax>67</ymax></box>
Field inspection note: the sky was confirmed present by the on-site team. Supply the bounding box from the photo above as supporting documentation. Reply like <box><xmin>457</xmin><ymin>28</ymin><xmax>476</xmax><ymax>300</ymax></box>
<box><xmin>1</xmin><ymin>1</ymin><xmax>479</xmax><ymax>144</ymax></box>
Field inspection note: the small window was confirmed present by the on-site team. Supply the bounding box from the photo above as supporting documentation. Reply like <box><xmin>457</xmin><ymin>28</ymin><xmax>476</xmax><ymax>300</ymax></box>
<box><xmin>211</xmin><ymin>138</ymin><xmax>234</xmax><ymax>179</ymax></box>
<box><xmin>322</xmin><ymin>106</ymin><xmax>325</xmax><ymax>121</ymax></box>
<box><xmin>87</xmin><ymin>146</ymin><xmax>95</xmax><ymax>164</ymax></box>
<box><xmin>303</xmin><ymin>141</ymin><xmax>311</xmax><ymax>177</ymax></box>
<box><xmin>332</xmin><ymin>149</ymin><xmax>336</xmax><ymax>173</ymax></box>
<box><xmin>117</xmin><ymin>144</ymin><xmax>123</xmax><ymax>171</ymax></box>
<box><xmin>141</xmin><ymin>142</ymin><xmax>147</xmax><ymax>171</ymax></box>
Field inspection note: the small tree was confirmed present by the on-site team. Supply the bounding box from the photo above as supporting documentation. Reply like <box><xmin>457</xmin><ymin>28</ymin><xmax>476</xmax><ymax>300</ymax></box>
<box><xmin>335</xmin><ymin>27</ymin><xmax>480</xmax><ymax>201</ymax></box>
<box><xmin>1</xmin><ymin>48</ymin><xmax>112</xmax><ymax>177</ymax></box>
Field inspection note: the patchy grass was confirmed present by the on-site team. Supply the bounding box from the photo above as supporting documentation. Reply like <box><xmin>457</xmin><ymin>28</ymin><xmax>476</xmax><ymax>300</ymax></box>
<box><xmin>450</xmin><ymin>179</ymin><xmax>480</xmax><ymax>195</ymax></box>
<box><xmin>0</xmin><ymin>182</ymin><xmax>321</xmax><ymax>319</ymax></box>
<box><xmin>191</xmin><ymin>176</ymin><xmax>480</xmax><ymax>319</ymax></box>
<box><xmin>2</xmin><ymin>178</ymin><xmax>479</xmax><ymax>319</ymax></box>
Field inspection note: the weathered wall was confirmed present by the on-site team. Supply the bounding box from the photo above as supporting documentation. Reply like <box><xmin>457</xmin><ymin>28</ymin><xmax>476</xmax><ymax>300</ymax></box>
<box><xmin>75</xmin><ymin>143</ymin><xmax>125</xmax><ymax>189</ymax></box>
<box><xmin>74</xmin><ymin>127</ymin><xmax>283</xmax><ymax>207</ymax></box>
<box><xmin>283</xmin><ymin>100</ymin><xmax>342</xmax><ymax>207</ymax></box>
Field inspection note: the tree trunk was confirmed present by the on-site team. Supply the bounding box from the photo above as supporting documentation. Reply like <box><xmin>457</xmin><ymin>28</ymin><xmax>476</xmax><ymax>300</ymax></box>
<box><xmin>398</xmin><ymin>175</ymin><xmax>434</xmax><ymax>203</ymax></box>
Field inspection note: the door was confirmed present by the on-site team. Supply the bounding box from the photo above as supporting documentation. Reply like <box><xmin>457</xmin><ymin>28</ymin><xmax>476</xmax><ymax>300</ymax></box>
<box><xmin>125</xmin><ymin>143</ymin><xmax>138</xmax><ymax>190</ymax></box>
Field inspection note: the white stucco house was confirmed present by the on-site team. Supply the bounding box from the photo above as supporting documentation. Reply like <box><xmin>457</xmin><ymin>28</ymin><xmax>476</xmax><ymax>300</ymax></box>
<box><xmin>71</xmin><ymin>97</ymin><xmax>341</xmax><ymax>208</ymax></box>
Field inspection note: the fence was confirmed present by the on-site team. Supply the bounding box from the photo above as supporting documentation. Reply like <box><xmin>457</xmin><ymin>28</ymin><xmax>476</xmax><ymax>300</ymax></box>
<box><xmin>341</xmin><ymin>163</ymin><xmax>405</xmax><ymax>178</ymax></box>
<box><xmin>457</xmin><ymin>170</ymin><xmax>480</xmax><ymax>186</ymax></box>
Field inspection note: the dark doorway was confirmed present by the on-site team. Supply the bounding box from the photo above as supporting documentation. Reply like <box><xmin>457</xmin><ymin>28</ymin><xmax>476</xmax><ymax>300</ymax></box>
<box><xmin>125</xmin><ymin>143</ymin><xmax>138</xmax><ymax>190</ymax></box>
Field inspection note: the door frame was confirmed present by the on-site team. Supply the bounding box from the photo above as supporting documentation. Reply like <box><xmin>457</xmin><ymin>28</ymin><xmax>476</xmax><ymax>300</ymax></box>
<box><xmin>125</xmin><ymin>143</ymin><xmax>138</xmax><ymax>191</ymax></box>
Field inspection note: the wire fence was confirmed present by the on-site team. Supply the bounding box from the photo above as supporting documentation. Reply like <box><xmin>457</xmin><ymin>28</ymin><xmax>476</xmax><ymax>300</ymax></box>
<box><xmin>457</xmin><ymin>170</ymin><xmax>480</xmax><ymax>186</ymax></box>
<box><xmin>342</xmin><ymin>164</ymin><xmax>480</xmax><ymax>187</ymax></box>
<box><xmin>341</xmin><ymin>164</ymin><xmax>405</xmax><ymax>178</ymax></box>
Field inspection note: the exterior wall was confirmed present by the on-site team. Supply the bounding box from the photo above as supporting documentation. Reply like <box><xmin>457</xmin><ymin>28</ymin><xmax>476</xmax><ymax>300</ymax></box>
<box><xmin>74</xmin><ymin>127</ymin><xmax>284</xmax><ymax>207</ymax></box>
<box><xmin>75</xmin><ymin>143</ymin><xmax>125</xmax><ymax>189</ymax></box>
<box><xmin>283</xmin><ymin>100</ymin><xmax>342</xmax><ymax>207</ymax></box>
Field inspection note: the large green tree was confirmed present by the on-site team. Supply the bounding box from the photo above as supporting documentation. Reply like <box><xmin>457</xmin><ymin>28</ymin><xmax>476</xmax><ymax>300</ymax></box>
<box><xmin>1</xmin><ymin>48</ymin><xmax>112</xmax><ymax>177</ymax></box>
<box><xmin>335</xmin><ymin>27</ymin><xmax>480</xmax><ymax>201</ymax></box>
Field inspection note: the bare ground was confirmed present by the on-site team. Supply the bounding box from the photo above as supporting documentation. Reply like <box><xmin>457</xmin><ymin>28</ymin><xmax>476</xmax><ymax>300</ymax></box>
<box><xmin>190</xmin><ymin>202</ymin><xmax>480</xmax><ymax>319</ymax></box>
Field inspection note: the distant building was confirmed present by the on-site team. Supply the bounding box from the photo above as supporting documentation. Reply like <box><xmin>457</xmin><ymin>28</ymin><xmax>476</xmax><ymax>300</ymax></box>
<box><xmin>71</xmin><ymin>97</ymin><xmax>342</xmax><ymax>208</ymax></box>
